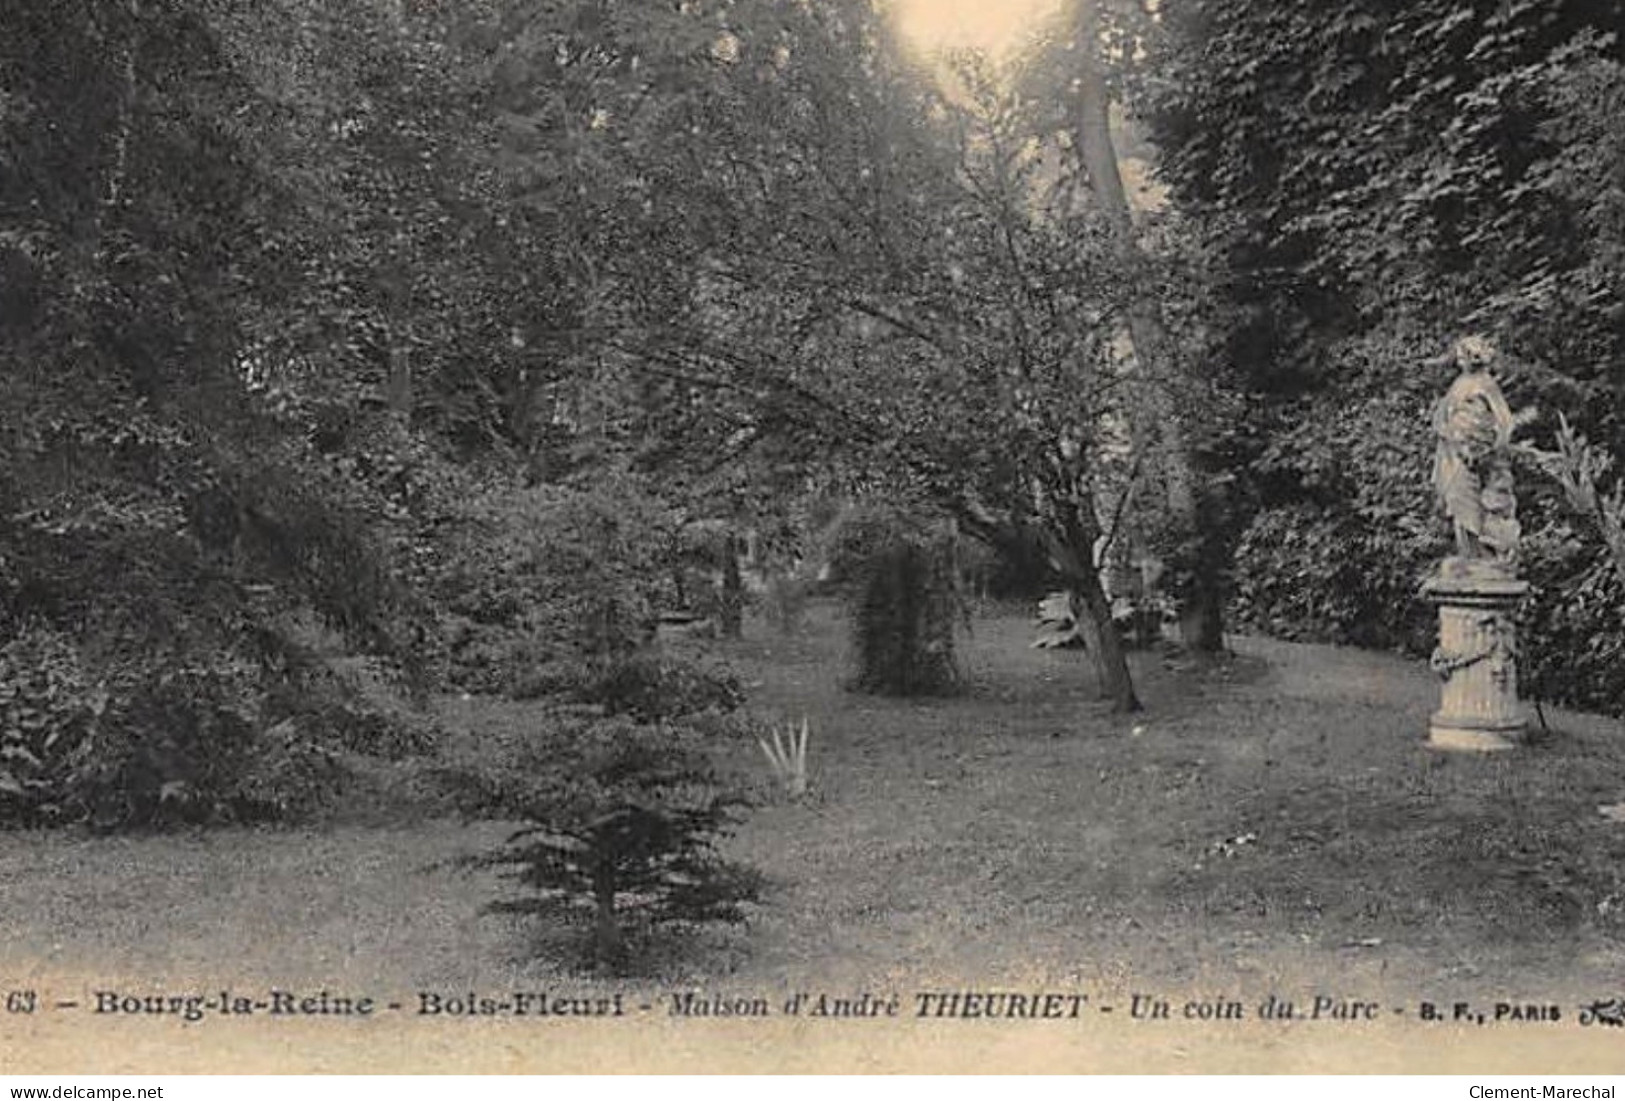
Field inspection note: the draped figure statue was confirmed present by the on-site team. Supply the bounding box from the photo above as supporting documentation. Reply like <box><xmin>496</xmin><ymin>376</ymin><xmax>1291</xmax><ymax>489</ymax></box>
<box><xmin>1431</xmin><ymin>335</ymin><xmax>1520</xmax><ymax>576</ymax></box>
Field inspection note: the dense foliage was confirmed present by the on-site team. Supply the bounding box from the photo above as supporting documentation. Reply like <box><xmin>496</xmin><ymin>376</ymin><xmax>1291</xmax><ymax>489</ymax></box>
<box><xmin>0</xmin><ymin>0</ymin><xmax>449</xmax><ymax>825</ymax></box>
<box><xmin>1146</xmin><ymin>0</ymin><xmax>1625</xmax><ymax>713</ymax></box>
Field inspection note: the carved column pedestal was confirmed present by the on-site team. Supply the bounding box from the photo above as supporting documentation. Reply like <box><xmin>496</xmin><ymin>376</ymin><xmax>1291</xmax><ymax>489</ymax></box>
<box><xmin>1422</xmin><ymin>573</ymin><xmax>1530</xmax><ymax>752</ymax></box>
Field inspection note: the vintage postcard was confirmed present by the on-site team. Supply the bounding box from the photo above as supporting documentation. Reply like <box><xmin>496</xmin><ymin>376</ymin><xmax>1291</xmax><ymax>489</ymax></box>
<box><xmin>4</xmin><ymin>0</ymin><xmax>1624</xmax><ymax>1078</ymax></box>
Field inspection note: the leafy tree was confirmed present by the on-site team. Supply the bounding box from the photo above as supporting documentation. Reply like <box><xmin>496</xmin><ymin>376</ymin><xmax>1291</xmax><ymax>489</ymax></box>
<box><xmin>1016</xmin><ymin>0</ymin><xmax>1236</xmax><ymax>657</ymax></box>
<box><xmin>475</xmin><ymin>0</ymin><xmax>1155</xmax><ymax>708</ymax></box>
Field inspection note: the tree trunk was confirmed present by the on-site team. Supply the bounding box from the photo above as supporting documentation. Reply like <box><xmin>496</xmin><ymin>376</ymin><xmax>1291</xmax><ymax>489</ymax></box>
<box><xmin>97</xmin><ymin>0</ymin><xmax>139</xmax><ymax>256</ymax></box>
<box><xmin>591</xmin><ymin>865</ymin><xmax>622</xmax><ymax>969</ymax></box>
<box><xmin>1075</xmin><ymin>572</ymin><xmax>1140</xmax><ymax>712</ymax></box>
<box><xmin>1180</xmin><ymin>580</ymin><xmax>1224</xmax><ymax>655</ymax></box>
<box><xmin>385</xmin><ymin>345</ymin><xmax>412</xmax><ymax>416</ymax></box>
<box><xmin>957</xmin><ymin>497</ymin><xmax>1140</xmax><ymax>711</ymax></box>
<box><xmin>719</xmin><ymin>533</ymin><xmax>744</xmax><ymax>639</ymax></box>
<box><xmin>1179</xmin><ymin>457</ymin><xmax>1228</xmax><ymax>652</ymax></box>
<box><xmin>1071</xmin><ymin>0</ymin><xmax>1225</xmax><ymax>657</ymax></box>
<box><xmin>107</xmin><ymin>0</ymin><xmax>139</xmax><ymax>213</ymax></box>
<box><xmin>1048</xmin><ymin>501</ymin><xmax>1142</xmax><ymax>713</ymax></box>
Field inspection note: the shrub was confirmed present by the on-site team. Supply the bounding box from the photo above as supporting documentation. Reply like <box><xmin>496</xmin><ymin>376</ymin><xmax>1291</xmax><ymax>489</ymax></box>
<box><xmin>449</xmin><ymin>710</ymin><xmax>762</xmax><ymax>971</ymax></box>
<box><xmin>1517</xmin><ymin>527</ymin><xmax>1625</xmax><ymax>714</ymax></box>
<box><xmin>1230</xmin><ymin>505</ymin><xmax>1437</xmax><ymax>653</ymax></box>
<box><xmin>0</xmin><ymin>616</ymin><xmax>434</xmax><ymax>830</ymax></box>
<box><xmin>445</xmin><ymin>470</ymin><xmax>765</xmax><ymax>970</ymax></box>
<box><xmin>0</xmin><ymin>626</ymin><xmax>104</xmax><ymax>826</ymax></box>
<box><xmin>510</xmin><ymin>654</ymin><xmax>746</xmax><ymax>721</ymax></box>
<box><xmin>828</xmin><ymin>508</ymin><xmax>962</xmax><ymax>696</ymax></box>
<box><xmin>79</xmin><ymin>652</ymin><xmax>356</xmax><ymax>829</ymax></box>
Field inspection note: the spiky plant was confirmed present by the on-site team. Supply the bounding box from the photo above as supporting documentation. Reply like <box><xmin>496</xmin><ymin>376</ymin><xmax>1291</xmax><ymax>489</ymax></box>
<box><xmin>757</xmin><ymin>716</ymin><xmax>810</xmax><ymax>800</ymax></box>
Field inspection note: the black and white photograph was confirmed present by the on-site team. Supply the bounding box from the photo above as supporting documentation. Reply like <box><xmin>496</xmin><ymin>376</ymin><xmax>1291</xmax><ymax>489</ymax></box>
<box><xmin>3</xmin><ymin>0</ymin><xmax>1625</xmax><ymax>1077</ymax></box>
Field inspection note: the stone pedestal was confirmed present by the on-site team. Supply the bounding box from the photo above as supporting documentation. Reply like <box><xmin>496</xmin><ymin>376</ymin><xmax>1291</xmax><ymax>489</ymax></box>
<box><xmin>1422</xmin><ymin>573</ymin><xmax>1530</xmax><ymax>751</ymax></box>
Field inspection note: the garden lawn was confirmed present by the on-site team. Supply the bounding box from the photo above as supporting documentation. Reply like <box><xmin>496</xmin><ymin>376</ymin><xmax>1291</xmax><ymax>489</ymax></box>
<box><xmin>4</xmin><ymin>600</ymin><xmax>1625</xmax><ymax>1071</ymax></box>
<box><xmin>712</xmin><ymin>603</ymin><xmax>1625</xmax><ymax>998</ymax></box>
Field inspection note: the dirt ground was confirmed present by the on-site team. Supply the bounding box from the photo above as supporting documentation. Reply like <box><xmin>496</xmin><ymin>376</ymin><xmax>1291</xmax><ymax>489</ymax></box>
<box><xmin>5</xmin><ymin>602</ymin><xmax>1625</xmax><ymax>1072</ymax></box>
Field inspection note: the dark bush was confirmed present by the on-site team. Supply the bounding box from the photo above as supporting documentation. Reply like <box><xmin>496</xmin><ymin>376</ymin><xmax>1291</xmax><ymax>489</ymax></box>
<box><xmin>828</xmin><ymin>507</ymin><xmax>962</xmax><ymax>697</ymax></box>
<box><xmin>1230</xmin><ymin>505</ymin><xmax>1437</xmax><ymax>654</ymax></box>
<box><xmin>432</xmin><ymin>472</ymin><xmax>683</xmax><ymax>694</ymax></box>
<box><xmin>0</xmin><ymin>613</ymin><xmax>440</xmax><ymax>830</ymax></box>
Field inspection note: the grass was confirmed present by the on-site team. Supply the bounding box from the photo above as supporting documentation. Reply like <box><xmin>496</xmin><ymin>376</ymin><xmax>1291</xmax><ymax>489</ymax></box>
<box><xmin>707</xmin><ymin>605</ymin><xmax>1625</xmax><ymax>997</ymax></box>
<box><xmin>5</xmin><ymin>599</ymin><xmax>1625</xmax><ymax>1069</ymax></box>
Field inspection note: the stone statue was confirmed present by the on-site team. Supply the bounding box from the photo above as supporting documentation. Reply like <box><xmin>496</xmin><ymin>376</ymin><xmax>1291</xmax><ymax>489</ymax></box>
<box><xmin>1431</xmin><ymin>335</ymin><xmax>1520</xmax><ymax>577</ymax></box>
